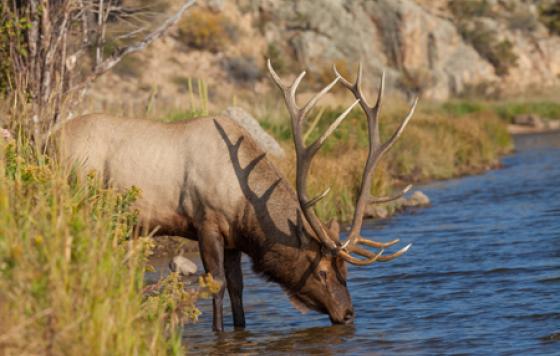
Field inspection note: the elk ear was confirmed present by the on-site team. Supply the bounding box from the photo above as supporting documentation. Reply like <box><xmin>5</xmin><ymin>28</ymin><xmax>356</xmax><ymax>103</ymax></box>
<box><xmin>326</xmin><ymin>219</ymin><xmax>340</xmax><ymax>241</ymax></box>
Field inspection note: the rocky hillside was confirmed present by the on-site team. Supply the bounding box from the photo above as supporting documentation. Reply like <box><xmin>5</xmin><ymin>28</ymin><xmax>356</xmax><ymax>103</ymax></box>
<box><xmin>91</xmin><ymin>0</ymin><xmax>560</xmax><ymax>112</ymax></box>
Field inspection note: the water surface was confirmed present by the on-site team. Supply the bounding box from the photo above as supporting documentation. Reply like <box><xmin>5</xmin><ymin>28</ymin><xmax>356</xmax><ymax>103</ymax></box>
<box><xmin>178</xmin><ymin>131</ymin><xmax>560</xmax><ymax>355</ymax></box>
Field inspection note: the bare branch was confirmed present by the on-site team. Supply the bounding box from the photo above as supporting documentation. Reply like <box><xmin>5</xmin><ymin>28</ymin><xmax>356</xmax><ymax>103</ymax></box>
<box><xmin>92</xmin><ymin>0</ymin><xmax>196</xmax><ymax>78</ymax></box>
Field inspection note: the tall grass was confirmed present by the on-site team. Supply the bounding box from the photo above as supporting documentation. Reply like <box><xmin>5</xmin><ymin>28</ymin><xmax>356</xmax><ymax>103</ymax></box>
<box><xmin>0</xmin><ymin>136</ymin><xmax>203</xmax><ymax>355</ymax></box>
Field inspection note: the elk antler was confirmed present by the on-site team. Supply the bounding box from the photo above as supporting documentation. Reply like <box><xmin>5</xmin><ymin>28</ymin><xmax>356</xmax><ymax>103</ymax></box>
<box><xmin>333</xmin><ymin>63</ymin><xmax>418</xmax><ymax>265</ymax></box>
<box><xmin>267</xmin><ymin>59</ymin><xmax>359</xmax><ymax>251</ymax></box>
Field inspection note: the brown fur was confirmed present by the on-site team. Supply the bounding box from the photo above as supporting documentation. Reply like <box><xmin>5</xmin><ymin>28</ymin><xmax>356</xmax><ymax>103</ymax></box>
<box><xmin>59</xmin><ymin>114</ymin><xmax>354</xmax><ymax>331</ymax></box>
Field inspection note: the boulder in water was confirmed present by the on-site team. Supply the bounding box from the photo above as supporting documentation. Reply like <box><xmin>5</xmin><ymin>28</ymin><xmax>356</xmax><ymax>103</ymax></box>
<box><xmin>169</xmin><ymin>255</ymin><xmax>197</xmax><ymax>276</ymax></box>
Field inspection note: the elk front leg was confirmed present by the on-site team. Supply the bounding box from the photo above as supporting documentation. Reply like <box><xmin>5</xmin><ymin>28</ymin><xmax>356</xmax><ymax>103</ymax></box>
<box><xmin>198</xmin><ymin>227</ymin><xmax>226</xmax><ymax>332</ymax></box>
<box><xmin>224</xmin><ymin>249</ymin><xmax>245</xmax><ymax>329</ymax></box>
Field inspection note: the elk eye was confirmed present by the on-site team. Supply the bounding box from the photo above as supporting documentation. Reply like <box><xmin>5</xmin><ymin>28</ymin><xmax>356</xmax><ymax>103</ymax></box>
<box><xmin>319</xmin><ymin>270</ymin><xmax>327</xmax><ymax>281</ymax></box>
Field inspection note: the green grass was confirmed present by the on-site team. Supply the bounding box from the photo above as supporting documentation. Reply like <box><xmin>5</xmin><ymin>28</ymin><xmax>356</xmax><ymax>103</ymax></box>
<box><xmin>0</xmin><ymin>137</ymin><xmax>209</xmax><ymax>355</ymax></box>
<box><xmin>437</xmin><ymin>99</ymin><xmax>560</xmax><ymax>122</ymax></box>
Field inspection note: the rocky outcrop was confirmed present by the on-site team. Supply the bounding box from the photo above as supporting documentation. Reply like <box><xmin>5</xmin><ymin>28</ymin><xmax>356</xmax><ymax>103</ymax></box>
<box><xmin>258</xmin><ymin>0</ymin><xmax>497</xmax><ymax>100</ymax></box>
<box><xmin>255</xmin><ymin>0</ymin><xmax>560</xmax><ymax>99</ymax></box>
<box><xmin>365</xmin><ymin>190</ymin><xmax>431</xmax><ymax>219</ymax></box>
<box><xmin>90</xmin><ymin>0</ymin><xmax>560</xmax><ymax>109</ymax></box>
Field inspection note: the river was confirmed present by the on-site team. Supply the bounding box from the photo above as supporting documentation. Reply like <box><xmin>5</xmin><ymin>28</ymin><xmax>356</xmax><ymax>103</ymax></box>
<box><xmin>176</xmin><ymin>131</ymin><xmax>560</xmax><ymax>355</ymax></box>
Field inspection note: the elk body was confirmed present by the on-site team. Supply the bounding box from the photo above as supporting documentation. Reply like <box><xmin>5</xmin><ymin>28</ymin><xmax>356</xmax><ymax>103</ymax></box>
<box><xmin>59</xmin><ymin>61</ymin><xmax>417</xmax><ymax>331</ymax></box>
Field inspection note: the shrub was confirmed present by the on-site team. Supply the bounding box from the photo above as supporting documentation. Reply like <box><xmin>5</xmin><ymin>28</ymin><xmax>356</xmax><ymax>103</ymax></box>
<box><xmin>177</xmin><ymin>8</ymin><xmax>235</xmax><ymax>52</ymax></box>
<box><xmin>113</xmin><ymin>54</ymin><xmax>144</xmax><ymax>79</ymax></box>
<box><xmin>265</xmin><ymin>43</ymin><xmax>290</xmax><ymax>75</ymax></box>
<box><xmin>459</xmin><ymin>21</ymin><xmax>518</xmax><ymax>76</ymax></box>
<box><xmin>313</xmin><ymin>59</ymin><xmax>355</xmax><ymax>94</ymax></box>
<box><xmin>449</xmin><ymin>0</ymin><xmax>493</xmax><ymax>18</ymax></box>
<box><xmin>223</xmin><ymin>56</ymin><xmax>262</xmax><ymax>84</ymax></box>
<box><xmin>458</xmin><ymin>81</ymin><xmax>502</xmax><ymax>100</ymax></box>
<box><xmin>397</xmin><ymin>68</ymin><xmax>436</xmax><ymax>96</ymax></box>
<box><xmin>508</xmin><ymin>10</ymin><xmax>539</xmax><ymax>32</ymax></box>
<box><xmin>494</xmin><ymin>101</ymin><xmax>560</xmax><ymax>122</ymax></box>
<box><xmin>539</xmin><ymin>0</ymin><xmax>560</xmax><ymax>35</ymax></box>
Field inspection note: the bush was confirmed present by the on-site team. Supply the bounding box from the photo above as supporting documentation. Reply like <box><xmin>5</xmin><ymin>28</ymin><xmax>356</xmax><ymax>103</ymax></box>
<box><xmin>494</xmin><ymin>101</ymin><xmax>560</xmax><ymax>122</ymax></box>
<box><xmin>539</xmin><ymin>0</ymin><xmax>560</xmax><ymax>35</ymax></box>
<box><xmin>177</xmin><ymin>8</ymin><xmax>236</xmax><ymax>52</ymax></box>
<box><xmin>223</xmin><ymin>56</ymin><xmax>262</xmax><ymax>84</ymax></box>
<box><xmin>449</xmin><ymin>0</ymin><xmax>493</xmax><ymax>18</ymax></box>
<box><xmin>397</xmin><ymin>68</ymin><xmax>436</xmax><ymax>96</ymax></box>
<box><xmin>316</xmin><ymin>59</ymin><xmax>353</xmax><ymax>91</ymax></box>
<box><xmin>113</xmin><ymin>54</ymin><xmax>144</xmax><ymax>79</ymax></box>
<box><xmin>265</xmin><ymin>43</ymin><xmax>289</xmax><ymax>74</ymax></box>
<box><xmin>508</xmin><ymin>10</ymin><xmax>539</xmax><ymax>32</ymax></box>
<box><xmin>459</xmin><ymin>21</ymin><xmax>518</xmax><ymax>76</ymax></box>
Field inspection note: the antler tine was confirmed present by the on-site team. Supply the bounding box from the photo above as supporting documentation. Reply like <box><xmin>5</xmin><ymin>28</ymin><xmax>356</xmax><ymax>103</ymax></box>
<box><xmin>267</xmin><ymin>59</ymin><xmax>359</xmax><ymax>252</ymax></box>
<box><xmin>348</xmin><ymin>243</ymin><xmax>412</xmax><ymax>263</ymax></box>
<box><xmin>300</xmin><ymin>77</ymin><xmax>340</xmax><ymax>119</ymax></box>
<box><xmin>345</xmin><ymin>70</ymin><xmax>385</xmax><ymax>246</ymax></box>
<box><xmin>378</xmin><ymin>97</ymin><xmax>418</xmax><ymax>157</ymax></box>
<box><xmin>267</xmin><ymin>59</ymin><xmax>288</xmax><ymax>89</ymax></box>
<box><xmin>338</xmin><ymin>248</ymin><xmax>384</xmax><ymax>266</ymax></box>
<box><xmin>333</xmin><ymin>63</ymin><xmax>416</xmax><ymax>266</ymax></box>
<box><xmin>307</xmin><ymin>98</ymin><xmax>360</xmax><ymax>156</ymax></box>
<box><xmin>333</xmin><ymin>62</ymin><xmax>369</xmax><ymax>108</ymax></box>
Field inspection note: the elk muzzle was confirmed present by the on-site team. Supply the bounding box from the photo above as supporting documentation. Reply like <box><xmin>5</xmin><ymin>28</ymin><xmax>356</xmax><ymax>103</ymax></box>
<box><xmin>329</xmin><ymin>307</ymin><xmax>355</xmax><ymax>325</ymax></box>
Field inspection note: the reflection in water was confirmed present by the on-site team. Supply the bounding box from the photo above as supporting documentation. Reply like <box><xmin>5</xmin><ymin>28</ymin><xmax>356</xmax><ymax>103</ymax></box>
<box><xmin>187</xmin><ymin>325</ymin><xmax>356</xmax><ymax>355</ymax></box>
<box><xmin>169</xmin><ymin>132</ymin><xmax>560</xmax><ymax>355</ymax></box>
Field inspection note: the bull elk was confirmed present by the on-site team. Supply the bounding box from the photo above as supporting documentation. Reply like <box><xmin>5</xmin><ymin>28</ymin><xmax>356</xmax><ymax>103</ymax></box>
<box><xmin>59</xmin><ymin>60</ymin><xmax>417</xmax><ymax>331</ymax></box>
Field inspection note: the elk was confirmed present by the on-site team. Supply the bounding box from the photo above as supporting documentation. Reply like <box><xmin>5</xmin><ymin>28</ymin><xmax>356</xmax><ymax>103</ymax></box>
<box><xmin>58</xmin><ymin>60</ymin><xmax>417</xmax><ymax>331</ymax></box>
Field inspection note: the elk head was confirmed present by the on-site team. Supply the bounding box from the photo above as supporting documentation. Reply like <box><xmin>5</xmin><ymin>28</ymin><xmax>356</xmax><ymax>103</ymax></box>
<box><xmin>267</xmin><ymin>59</ymin><xmax>418</xmax><ymax>324</ymax></box>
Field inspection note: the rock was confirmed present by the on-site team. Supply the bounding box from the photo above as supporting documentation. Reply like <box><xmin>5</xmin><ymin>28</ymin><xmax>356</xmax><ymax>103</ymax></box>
<box><xmin>89</xmin><ymin>0</ymin><xmax>560</xmax><ymax>108</ymax></box>
<box><xmin>512</xmin><ymin>114</ymin><xmax>545</xmax><ymax>129</ymax></box>
<box><xmin>365</xmin><ymin>205</ymin><xmax>389</xmax><ymax>219</ymax></box>
<box><xmin>223</xmin><ymin>106</ymin><xmax>285</xmax><ymax>159</ymax></box>
<box><xmin>169</xmin><ymin>255</ymin><xmax>197</xmax><ymax>276</ymax></box>
<box><xmin>547</xmin><ymin>120</ymin><xmax>560</xmax><ymax>130</ymax></box>
<box><xmin>206</xmin><ymin>0</ymin><xmax>225</xmax><ymax>12</ymax></box>
<box><xmin>403</xmin><ymin>191</ymin><xmax>431</xmax><ymax>208</ymax></box>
